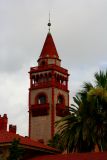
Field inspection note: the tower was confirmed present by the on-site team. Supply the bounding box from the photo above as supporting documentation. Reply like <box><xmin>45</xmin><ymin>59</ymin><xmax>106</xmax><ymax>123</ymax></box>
<box><xmin>28</xmin><ymin>22</ymin><xmax>69</xmax><ymax>144</ymax></box>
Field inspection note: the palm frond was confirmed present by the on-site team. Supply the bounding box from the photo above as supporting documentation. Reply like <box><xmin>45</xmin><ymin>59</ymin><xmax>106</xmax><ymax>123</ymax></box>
<box><xmin>94</xmin><ymin>70</ymin><xmax>107</xmax><ymax>88</ymax></box>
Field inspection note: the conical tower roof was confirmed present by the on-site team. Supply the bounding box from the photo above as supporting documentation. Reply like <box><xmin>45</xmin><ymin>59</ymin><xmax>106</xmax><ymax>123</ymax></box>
<box><xmin>38</xmin><ymin>32</ymin><xmax>59</xmax><ymax>60</ymax></box>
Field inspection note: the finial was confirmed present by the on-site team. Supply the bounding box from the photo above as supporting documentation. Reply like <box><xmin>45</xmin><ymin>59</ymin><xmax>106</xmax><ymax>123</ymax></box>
<box><xmin>47</xmin><ymin>12</ymin><xmax>51</xmax><ymax>32</ymax></box>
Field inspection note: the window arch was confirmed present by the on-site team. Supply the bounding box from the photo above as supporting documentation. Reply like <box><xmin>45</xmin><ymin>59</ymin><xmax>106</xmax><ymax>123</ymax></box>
<box><xmin>57</xmin><ymin>95</ymin><xmax>64</xmax><ymax>104</ymax></box>
<box><xmin>38</xmin><ymin>95</ymin><xmax>46</xmax><ymax>104</ymax></box>
<box><xmin>36</xmin><ymin>93</ymin><xmax>47</xmax><ymax>104</ymax></box>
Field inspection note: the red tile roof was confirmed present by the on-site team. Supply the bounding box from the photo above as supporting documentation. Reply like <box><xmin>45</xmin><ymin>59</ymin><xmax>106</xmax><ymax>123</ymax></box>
<box><xmin>0</xmin><ymin>131</ymin><xmax>59</xmax><ymax>153</ymax></box>
<box><xmin>39</xmin><ymin>33</ymin><xmax>59</xmax><ymax>59</ymax></box>
<box><xmin>29</xmin><ymin>152</ymin><xmax>107</xmax><ymax>160</ymax></box>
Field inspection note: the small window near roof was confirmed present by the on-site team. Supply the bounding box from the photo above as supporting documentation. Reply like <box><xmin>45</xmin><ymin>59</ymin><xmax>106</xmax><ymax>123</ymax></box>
<box><xmin>41</xmin><ymin>61</ymin><xmax>46</xmax><ymax>66</ymax></box>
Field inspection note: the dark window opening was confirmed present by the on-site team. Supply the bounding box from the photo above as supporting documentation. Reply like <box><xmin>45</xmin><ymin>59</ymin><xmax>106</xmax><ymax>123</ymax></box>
<box><xmin>38</xmin><ymin>95</ymin><xmax>46</xmax><ymax>104</ymax></box>
<box><xmin>57</xmin><ymin>95</ymin><xmax>64</xmax><ymax>104</ymax></box>
<box><xmin>41</xmin><ymin>61</ymin><xmax>46</xmax><ymax>66</ymax></box>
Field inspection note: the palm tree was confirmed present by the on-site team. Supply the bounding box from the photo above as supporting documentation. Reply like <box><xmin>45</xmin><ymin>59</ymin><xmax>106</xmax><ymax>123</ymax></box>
<box><xmin>56</xmin><ymin>70</ymin><xmax>107</xmax><ymax>152</ymax></box>
<box><xmin>87</xmin><ymin>71</ymin><xmax>107</xmax><ymax>150</ymax></box>
<box><xmin>56</xmin><ymin>95</ymin><xmax>96</xmax><ymax>153</ymax></box>
<box><xmin>77</xmin><ymin>70</ymin><xmax>107</xmax><ymax>151</ymax></box>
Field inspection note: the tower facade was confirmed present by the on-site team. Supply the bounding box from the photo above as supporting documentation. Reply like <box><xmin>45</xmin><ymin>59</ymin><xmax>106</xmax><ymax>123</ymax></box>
<box><xmin>28</xmin><ymin>31</ymin><xmax>69</xmax><ymax>144</ymax></box>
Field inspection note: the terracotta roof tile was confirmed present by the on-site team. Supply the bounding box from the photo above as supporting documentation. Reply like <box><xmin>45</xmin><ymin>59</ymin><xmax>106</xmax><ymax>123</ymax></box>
<box><xmin>0</xmin><ymin>131</ymin><xmax>58</xmax><ymax>153</ymax></box>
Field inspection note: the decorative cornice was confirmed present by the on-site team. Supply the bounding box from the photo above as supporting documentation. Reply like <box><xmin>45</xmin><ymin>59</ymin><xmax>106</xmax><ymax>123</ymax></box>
<box><xmin>30</xmin><ymin>64</ymin><xmax>69</xmax><ymax>75</ymax></box>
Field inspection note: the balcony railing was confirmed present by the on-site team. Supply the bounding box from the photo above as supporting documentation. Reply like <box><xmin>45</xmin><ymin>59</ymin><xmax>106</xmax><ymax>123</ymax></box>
<box><xmin>30</xmin><ymin>103</ymin><xmax>49</xmax><ymax>116</ymax></box>
<box><xmin>56</xmin><ymin>104</ymin><xmax>69</xmax><ymax>117</ymax></box>
<box><xmin>31</xmin><ymin>81</ymin><xmax>67</xmax><ymax>91</ymax></box>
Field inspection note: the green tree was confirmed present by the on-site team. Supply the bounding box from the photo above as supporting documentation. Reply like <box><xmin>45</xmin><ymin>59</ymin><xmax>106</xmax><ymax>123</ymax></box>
<box><xmin>56</xmin><ymin>70</ymin><xmax>107</xmax><ymax>152</ymax></box>
<box><xmin>86</xmin><ymin>71</ymin><xmax>107</xmax><ymax>150</ymax></box>
<box><xmin>7</xmin><ymin>138</ymin><xmax>24</xmax><ymax>160</ymax></box>
<box><xmin>79</xmin><ymin>70</ymin><xmax>107</xmax><ymax>150</ymax></box>
<box><xmin>56</xmin><ymin>95</ymin><xmax>96</xmax><ymax>152</ymax></box>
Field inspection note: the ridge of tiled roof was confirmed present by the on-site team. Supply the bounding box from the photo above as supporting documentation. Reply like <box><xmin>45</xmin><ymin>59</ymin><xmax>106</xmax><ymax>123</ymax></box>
<box><xmin>29</xmin><ymin>152</ymin><xmax>107</xmax><ymax>160</ymax></box>
<box><xmin>0</xmin><ymin>131</ymin><xmax>59</xmax><ymax>153</ymax></box>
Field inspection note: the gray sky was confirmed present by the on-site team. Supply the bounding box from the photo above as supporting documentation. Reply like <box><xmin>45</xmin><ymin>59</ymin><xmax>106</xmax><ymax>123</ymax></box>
<box><xmin>0</xmin><ymin>0</ymin><xmax>107</xmax><ymax>136</ymax></box>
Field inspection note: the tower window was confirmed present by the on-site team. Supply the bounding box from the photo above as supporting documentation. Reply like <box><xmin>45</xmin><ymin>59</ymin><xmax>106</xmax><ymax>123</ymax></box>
<box><xmin>57</xmin><ymin>95</ymin><xmax>64</xmax><ymax>104</ymax></box>
<box><xmin>38</xmin><ymin>95</ymin><xmax>46</xmax><ymax>104</ymax></box>
<box><xmin>40</xmin><ymin>61</ymin><xmax>46</xmax><ymax>66</ymax></box>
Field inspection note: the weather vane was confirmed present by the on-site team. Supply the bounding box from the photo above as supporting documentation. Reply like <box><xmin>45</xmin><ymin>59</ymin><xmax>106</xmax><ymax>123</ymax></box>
<box><xmin>47</xmin><ymin>12</ymin><xmax>51</xmax><ymax>32</ymax></box>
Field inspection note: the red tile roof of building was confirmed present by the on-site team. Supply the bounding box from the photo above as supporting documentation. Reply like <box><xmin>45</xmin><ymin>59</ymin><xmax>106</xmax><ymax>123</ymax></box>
<box><xmin>0</xmin><ymin>131</ymin><xmax>59</xmax><ymax>153</ymax></box>
<box><xmin>39</xmin><ymin>33</ymin><xmax>59</xmax><ymax>60</ymax></box>
<box><xmin>29</xmin><ymin>152</ymin><xmax>107</xmax><ymax>160</ymax></box>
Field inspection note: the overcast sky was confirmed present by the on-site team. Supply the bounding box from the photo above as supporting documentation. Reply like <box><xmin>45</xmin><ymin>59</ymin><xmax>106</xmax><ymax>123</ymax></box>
<box><xmin>0</xmin><ymin>0</ymin><xmax>107</xmax><ymax>136</ymax></box>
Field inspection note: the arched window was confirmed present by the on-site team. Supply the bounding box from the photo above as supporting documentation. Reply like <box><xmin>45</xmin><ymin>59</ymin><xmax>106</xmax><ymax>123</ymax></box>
<box><xmin>57</xmin><ymin>95</ymin><xmax>64</xmax><ymax>104</ymax></box>
<box><xmin>38</xmin><ymin>94</ymin><xmax>46</xmax><ymax>104</ymax></box>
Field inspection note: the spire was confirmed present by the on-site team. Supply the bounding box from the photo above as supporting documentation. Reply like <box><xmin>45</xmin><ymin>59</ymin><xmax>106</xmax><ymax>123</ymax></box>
<box><xmin>38</xmin><ymin>16</ymin><xmax>60</xmax><ymax>62</ymax></box>
<box><xmin>38</xmin><ymin>33</ymin><xmax>59</xmax><ymax>60</ymax></box>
